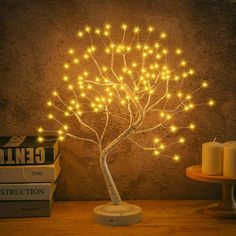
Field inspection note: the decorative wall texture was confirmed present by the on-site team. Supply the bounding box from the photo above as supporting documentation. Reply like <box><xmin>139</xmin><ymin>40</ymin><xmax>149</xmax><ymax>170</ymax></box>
<box><xmin>0</xmin><ymin>0</ymin><xmax>235</xmax><ymax>200</ymax></box>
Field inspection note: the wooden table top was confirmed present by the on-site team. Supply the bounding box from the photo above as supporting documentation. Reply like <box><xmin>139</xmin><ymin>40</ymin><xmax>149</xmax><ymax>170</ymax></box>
<box><xmin>0</xmin><ymin>200</ymin><xmax>236</xmax><ymax>236</ymax></box>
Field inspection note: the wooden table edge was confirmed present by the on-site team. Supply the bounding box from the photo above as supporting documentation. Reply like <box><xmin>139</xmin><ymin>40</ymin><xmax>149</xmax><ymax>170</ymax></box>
<box><xmin>186</xmin><ymin>165</ymin><xmax>236</xmax><ymax>184</ymax></box>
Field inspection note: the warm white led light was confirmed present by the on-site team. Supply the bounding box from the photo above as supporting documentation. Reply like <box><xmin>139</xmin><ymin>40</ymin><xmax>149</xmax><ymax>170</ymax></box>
<box><xmin>39</xmin><ymin>24</ymin><xmax>213</xmax><ymax>163</ymax></box>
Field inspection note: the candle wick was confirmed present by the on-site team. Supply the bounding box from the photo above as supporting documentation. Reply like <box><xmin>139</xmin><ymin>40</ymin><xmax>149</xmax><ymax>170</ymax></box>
<box><xmin>213</xmin><ymin>137</ymin><xmax>217</xmax><ymax>142</ymax></box>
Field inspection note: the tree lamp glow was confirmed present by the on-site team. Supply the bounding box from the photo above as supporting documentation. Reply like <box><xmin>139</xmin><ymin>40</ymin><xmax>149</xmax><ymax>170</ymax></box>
<box><xmin>38</xmin><ymin>24</ymin><xmax>213</xmax><ymax>226</ymax></box>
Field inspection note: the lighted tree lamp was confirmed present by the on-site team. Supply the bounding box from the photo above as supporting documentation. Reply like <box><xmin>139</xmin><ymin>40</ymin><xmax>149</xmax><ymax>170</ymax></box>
<box><xmin>37</xmin><ymin>24</ymin><xmax>214</xmax><ymax>225</ymax></box>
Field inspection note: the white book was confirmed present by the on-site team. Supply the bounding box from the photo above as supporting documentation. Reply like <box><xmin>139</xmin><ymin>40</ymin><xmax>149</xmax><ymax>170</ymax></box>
<box><xmin>0</xmin><ymin>183</ymin><xmax>56</xmax><ymax>201</ymax></box>
<box><xmin>0</xmin><ymin>154</ymin><xmax>61</xmax><ymax>183</ymax></box>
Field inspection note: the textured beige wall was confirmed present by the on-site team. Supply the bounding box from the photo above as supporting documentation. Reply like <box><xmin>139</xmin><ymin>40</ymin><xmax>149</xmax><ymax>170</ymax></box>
<box><xmin>0</xmin><ymin>0</ymin><xmax>236</xmax><ymax>200</ymax></box>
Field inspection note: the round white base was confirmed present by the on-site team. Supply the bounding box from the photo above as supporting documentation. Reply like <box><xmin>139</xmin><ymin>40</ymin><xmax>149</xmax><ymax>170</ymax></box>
<box><xmin>93</xmin><ymin>202</ymin><xmax>142</xmax><ymax>226</ymax></box>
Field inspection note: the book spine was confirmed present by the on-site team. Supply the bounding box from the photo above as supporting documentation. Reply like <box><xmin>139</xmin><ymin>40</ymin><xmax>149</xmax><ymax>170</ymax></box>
<box><xmin>0</xmin><ymin>157</ymin><xmax>60</xmax><ymax>183</ymax></box>
<box><xmin>0</xmin><ymin>199</ymin><xmax>53</xmax><ymax>218</ymax></box>
<box><xmin>0</xmin><ymin>183</ymin><xmax>55</xmax><ymax>201</ymax></box>
<box><xmin>0</xmin><ymin>147</ymin><xmax>56</xmax><ymax>165</ymax></box>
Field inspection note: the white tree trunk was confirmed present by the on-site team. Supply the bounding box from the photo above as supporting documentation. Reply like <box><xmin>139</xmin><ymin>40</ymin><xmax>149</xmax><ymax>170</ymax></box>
<box><xmin>100</xmin><ymin>154</ymin><xmax>122</xmax><ymax>205</ymax></box>
<box><xmin>99</xmin><ymin>111</ymin><xmax>144</xmax><ymax>205</ymax></box>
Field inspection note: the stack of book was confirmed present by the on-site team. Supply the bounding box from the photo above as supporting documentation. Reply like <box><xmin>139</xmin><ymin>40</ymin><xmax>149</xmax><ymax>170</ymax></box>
<box><xmin>0</xmin><ymin>136</ymin><xmax>60</xmax><ymax>217</ymax></box>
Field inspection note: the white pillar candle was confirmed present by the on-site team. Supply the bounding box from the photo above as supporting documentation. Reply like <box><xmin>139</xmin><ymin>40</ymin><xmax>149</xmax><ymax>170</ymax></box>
<box><xmin>202</xmin><ymin>141</ymin><xmax>223</xmax><ymax>175</ymax></box>
<box><xmin>223</xmin><ymin>142</ymin><xmax>236</xmax><ymax>178</ymax></box>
